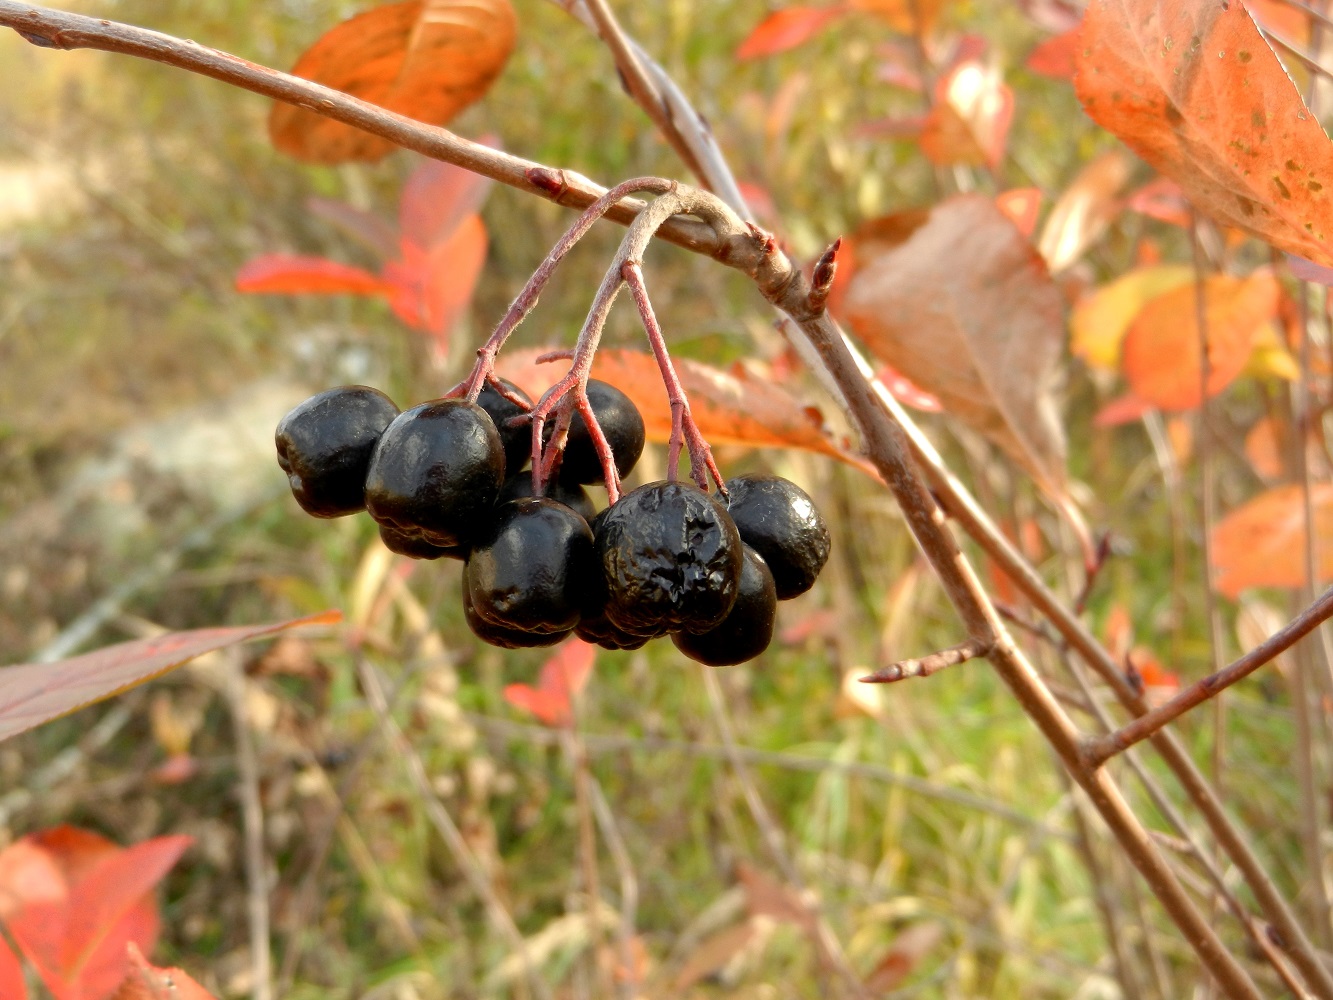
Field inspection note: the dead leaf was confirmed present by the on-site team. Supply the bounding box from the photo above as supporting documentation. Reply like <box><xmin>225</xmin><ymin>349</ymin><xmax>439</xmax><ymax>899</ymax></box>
<box><xmin>1071</xmin><ymin>264</ymin><xmax>1194</xmax><ymax>371</ymax></box>
<box><xmin>270</xmin><ymin>0</ymin><xmax>517</xmax><ymax>164</ymax></box>
<box><xmin>672</xmin><ymin>921</ymin><xmax>759</xmax><ymax>991</ymax></box>
<box><xmin>842</xmin><ymin>194</ymin><xmax>1068</xmax><ymax>496</ymax></box>
<box><xmin>0</xmin><ymin>612</ymin><xmax>339</xmax><ymax>744</ymax></box>
<box><xmin>494</xmin><ymin>347</ymin><xmax>877</xmax><ymax>477</ymax></box>
<box><xmin>736</xmin><ymin>862</ymin><xmax>815</xmax><ymax>932</ymax></box>
<box><xmin>1036</xmin><ymin>149</ymin><xmax>1134</xmax><ymax>271</ymax></box>
<box><xmin>1075</xmin><ymin>0</ymin><xmax>1333</xmax><ymax>267</ymax></box>
<box><xmin>863</xmin><ymin>922</ymin><xmax>945</xmax><ymax>994</ymax></box>
<box><xmin>1211</xmin><ymin>484</ymin><xmax>1333</xmax><ymax>597</ymax></box>
<box><xmin>1120</xmin><ymin>271</ymin><xmax>1280</xmax><ymax>410</ymax></box>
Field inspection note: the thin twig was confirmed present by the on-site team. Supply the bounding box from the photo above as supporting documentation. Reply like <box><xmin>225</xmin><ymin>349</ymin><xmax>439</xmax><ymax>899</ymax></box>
<box><xmin>559</xmin><ymin>722</ymin><xmax>610</xmax><ymax>998</ymax></box>
<box><xmin>1085</xmin><ymin>585</ymin><xmax>1333</xmax><ymax>767</ymax></box>
<box><xmin>584</xmin><ymin>770</ymin><xmax>640</xmax><ymax>1000</ymax></box>
<box><xmin>859</xmin><ymin>637</ymin><xmax>993</xmax><ymax>683</ymax></box>
<box><xmin>223</xmin><ymin>651</ymin><xmax>273</xmax><ymax>1000</ymax></box>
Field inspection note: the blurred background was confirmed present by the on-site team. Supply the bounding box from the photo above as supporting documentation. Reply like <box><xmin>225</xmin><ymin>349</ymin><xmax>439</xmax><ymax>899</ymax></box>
<box><xmin>0</xmin><ymin>1</ymin><xmax>1314</xmax><ymax>997</ymax></box>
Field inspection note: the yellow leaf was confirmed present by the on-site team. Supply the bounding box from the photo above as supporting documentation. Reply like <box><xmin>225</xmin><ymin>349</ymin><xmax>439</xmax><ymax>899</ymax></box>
<box><xmin>1071</xmin><ymin>264</ymin><xmax>1193</xmax><ymax>371</ymax></box>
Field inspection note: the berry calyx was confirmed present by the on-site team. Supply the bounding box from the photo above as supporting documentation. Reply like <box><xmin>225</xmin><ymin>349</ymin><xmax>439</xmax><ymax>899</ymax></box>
<box><xmin>724</xmin><ymin>474</ymin><xmax>830</xmax><ymax>600</ymax></box>
<box><xmin>465</xmin><ymin>498</ymin><xmax>597</xmax><ymax>637</ymax></box>
<box><xmin>275</xmin><ymin>385</ymin><xmax>399</xmax><ymax>518</ymax></box>
<box><xmin>594</xmin><ymin>481</ymin><xmax>743</xmax><ymax>635</ymax></box>
<box><xmin>672</xmin><ymin>545</ymin><xmax>777</xmax><ymax>666</ymax></box>
<box><xmin>364</xmin><ymin>399</ymin><xmax>505</xmax><ymax>549</ymax></box>
<box><xmin>557</xmin><ymin>379</ymin><xmax>646</xmax><ymax>485</ymax></box>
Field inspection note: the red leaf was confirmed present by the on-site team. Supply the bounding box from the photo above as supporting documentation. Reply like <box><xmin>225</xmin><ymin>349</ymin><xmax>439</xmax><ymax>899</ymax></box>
<box><xmin>1093</xmin><ymin>393</ymin><xmax>1153</xmax><ymax>427</ymax></box>
<box><xmin>235</xmin><ymin>255</ymin><xmax>396</xmax><ymax>297</ymax></box>
<box><xmin>874</xmin><ymin>364</ymin><xmax>942</xmax><ymax>412</ymax></box>
<box><xmin>503</xmin><ymin>639</ymin><xmax>596</xmax><ymax>728</ymax></box>
<box><xmin>421</xmin><ymin>214</ymin><xmax>488</xmax><ymax>347</ymax></box>
<box><xmin>0</xmin><ymin>612</ymin><xmax>340</xmax><ymax>744</ymax></box>
<box><xmin>304</xmin><ymin>197</ymin><xmax>399</xmax><ymax>259</ymax></box>
<box><xmin>0</xmin><ymin>827</ymin><xmax>191</xmax><ymax>1000</ymax></box>
<box><xmin>736</xmin><ymin>6</ymin><xmax>847</xmax><ymax>59</ymax></box>
<box><xmin>0</xmin><ymin>934</ymin><xmax>25</xmax><ymax>1000</ymax></box>
<box><xmin>1025</xmin><ymin>26</ymin><xmax>1079</xmax><ymax>79</ymax></box>
<box><xmin>994</xmin><ymin>187</ymin><xmax>1042</xmax><ymax>239</ymax></box>
<box><xmin>1075</xmin><ymin>0</ymin><xmax>1333</xmax><ymax>267</ymax></box>
<box><xmin>1125</xmin><ymin>177</ymin><xmax>1192</xmax><ymax>228</ymax></box>
<box><xmin>111</xmin><ymin>943</ymin><xmax>216</xmax><ymax>1000</ymax></box>
<box><xmin>398</xmin><ymin>156</ymin><xmax>493</xmax><ymax>250</ymax></box>
<box><xmin>919</xmin><ymin>60</ymin><xmax>1014</xmax><ymax>169</ymax></box>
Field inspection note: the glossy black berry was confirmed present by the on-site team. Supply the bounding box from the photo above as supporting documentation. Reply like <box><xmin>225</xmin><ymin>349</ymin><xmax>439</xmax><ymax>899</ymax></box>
<box><xmin>465</xmin><ymin>498</ymin><xmax>597</xmax><ymax>637</ymax></box>
<box><xmin>463</xmin><ymin>587</ymin><xmax>571</xmax><ymax>649</ymax></box>
<box><xmin>574</xmin><ymin>606</ymin><xmax>659</xmax><ymax>651</ymax></box>
<box><xmin>557</xmin><ymin>380</ymin><xmax>646</xmax><ymax>485</ymax></box>
<box><xmin>275</xmin><ymin>386</ymin><xmax>399</xmax><ymax>518</ymax></box>
<box><xmin>476</xmin><ymin>378</ymin><xmax>533</xmax><ymax>474</ymax></box>
<box><xmin>378</xmin><ymin>523</ymin><xmax>467</xmax><ymax>561</ymax></box>
<box><xmin>364</xmin><ymin>399</ymin><xmax>504</xmax><ymax>549</ymax></box>
<box><xmin>594</xmin><ymin>481</ymin><xmax>743</xmax><ymax>635</ymax></box>
<box><xmin>497</xmin><ymin>472</ymin><xmax>597</xmax><ymax>523</ymax></box>
<box><xmin>724</xmin><ymin>474</ymin><xmax>830</xmax><ymax>600</ymax></box>
<box><xmin>673</xmin><ymin>545</ymin><xmax>777</xmax><ymax>666</ymax></box>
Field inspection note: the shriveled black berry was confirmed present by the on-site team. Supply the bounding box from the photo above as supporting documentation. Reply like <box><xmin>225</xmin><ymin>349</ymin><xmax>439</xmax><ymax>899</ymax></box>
<box><xmin>378</xmin><ymin>523</ymin><xmax>467</xmax><ymax>561</ymax></box>
<box><xmin>594</xmin><ymin>481</ymin><xmax>743</xmax><ymax>635</ymax></box>
<box><xmin>476</xmin><ymin>378</ymin><xmax>533</xmax><ymax>474</ymax></box>
<box><xmin>275</xmin><ymin>386</ymin><xmax>399</xmax><ymax>517</ymax></box>
<box><xmin>724</xmin><ymin>474</ymin><xmax>830</xmax><ymax>600</ymax></box>
<box><xmin>465</xmin><ymin>498</ymin><xmax>597</xmax><ymax>637</ymax></box>
<box><xmin>557</xmin><ymin>380</ymin><xmax>646</xmax><ymax>485</ymax></box>
<box><xmin>364</xmin><ymin>399</ymin><xmax>504</xmax><ymax>549</ymax></box>
<box><xmin>497</xmin><ymin>472</ymin><xmax>597</xmax><ymax>523</ymax></box>
<box><xmin>673</xmin><ymin>546</ymin><xmax>777</xmax><ymax>666</ymax></box>
<box><xmin>574</xmin><ymin>606</ymin><xmax>660</xmax><ymax>651</ymax></box>
<box><xmin>463</xmin><ymin>587</ymin><xmax>571</xmax><ymax>649</ymax></box>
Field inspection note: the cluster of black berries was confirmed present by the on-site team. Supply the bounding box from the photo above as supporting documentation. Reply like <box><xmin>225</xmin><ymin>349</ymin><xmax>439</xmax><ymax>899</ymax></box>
<box><xmin>276</xmin><ymin>382</ymin><xmax>830</xmax><ymax>666</ymax></box>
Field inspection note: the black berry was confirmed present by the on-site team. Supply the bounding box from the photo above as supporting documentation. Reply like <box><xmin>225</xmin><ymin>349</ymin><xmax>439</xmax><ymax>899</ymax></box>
<box><xmin>463</xmin><ymin>587</ymin><xmax>571</xmax><ymax>649</ymax></box>
<box><xmin>275</xmin><ymin>386</ymin><xmax>399</xmax><ymax>517</ymax></box>
<box><xmin>497</xmin><ymin>472</ymin><xmax>597</xmax><ymax>523</ymax></box>
<box><xmin>476</xmin><ymin>378</ymin><xmax>533</xmax><ymax>474</ymax></box>
<box><xmin>594</xmin><ymin>481</ymin><xmax>743</xmax><ymax>635</ymax></box>
<box><xmin>673</xmin><ymin>545</ymin><xmax>777</xmax><ymax>666</ymax></box>
<box><xmin>364</xmin><ymin>399</ymin><xmax>504</xmax><ymax>549</ymax></box>
<box><xmin>378</xmin><ymin>523</ymin><xmax>467</xmax><ymax>561</ymax></box>
<box><xmin>465</xmin><ymin>498</ymin><xmax>597</xmax><ymax>637</ymax></box>
<box><xmin>557</xmin><ymin>379</ymin><xmax>646</xmax><ymax>485</ymax></box>
<box><xmin>724</xmin><ymin>474</ymin><xmax>830</xmax><ymax>600</ymax></box>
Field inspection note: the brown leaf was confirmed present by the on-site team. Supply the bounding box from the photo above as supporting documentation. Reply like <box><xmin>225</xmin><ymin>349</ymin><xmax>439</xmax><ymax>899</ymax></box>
<box><xmin>1120</xmin><ymin>271</ymin><xmax>1280</xmax><ymax>410</ymax></box>
<box><xmin>1075</xmin><ymin>0</ymin><xmax>1333</xmax><ymax>267</ymax></box>
<box><xmin>270</xmin><ymin>0</ymin><xmax>517</xmax><ymax>164</ymax></box>
<box><xmin>842</xmin><ymin>194</ymin><xmax>1067</xmax><ymax>495</ymax></box>
<box><xmin>736</xmin><ymin>861</ymin><xmax>815</xmax><ymax>932</ymax></box>
<box><xmin>671</xmin><ymin>921</ymin><xmax>758</xmax><ymax>991</ymax></box>
<box><xmin>1210</xmin><ymin>484</ymin><xmax>1333</xmax><ymax>597</ymax></box>
<box><xmin>863</xmin><ymin>922</ymin><xmax>945</xmax><ymax>994</ymax></box>
<box><xmin>0</xmin><ymin>612</ymin><xmax>340</xmax><ymax>743</ymax></box>
<box><xmin>494</xmin><ymin>348</ymin><xmax>878</xmax><ymax>477</ymax></box>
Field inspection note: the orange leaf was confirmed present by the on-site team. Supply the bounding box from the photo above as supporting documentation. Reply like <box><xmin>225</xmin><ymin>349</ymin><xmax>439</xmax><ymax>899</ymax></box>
<box><xmin>1036</xmin><ymin>150</ymin><xmax>1134</xmax><ymax>272</ymax></box>
<box><xmin>1128</xmin><ymin>648</ymin><xmax>1180</xmax><ymax>708</ymax></box>
<box><xmin>994</xmin><ymin>188</ymin><xmax>1042</xmax><ymax>239</ymax></box>
<box><xmin>849</xmin><ymin>0</ymin><xmax>947</xmax><ymax>35</ymax></box>
<box><xmin>0</xmin><ymin>612</ymin><xmax>340</xmax><ymax>744</ymax></box>
<box><xmin>422</xmin><ymin>214</ymin><xmax>488</xmax><ymax>346</ymax></box>
<box><xmin>0</xmin><ymin>827</ymin><xmax>191</xmax><ymax>1000</ymax></box>
<box><xmin>1245</xmin><ymin>415</ymin><xmax>1285</xmax><ymax>481</ymax></box>
<box><xmin>919</xmin><ymin>60</ymin><xmax>1013</xmax><ymax>169</ymax></box>
<box><xmin>735</xmin><ymin>6</ymin><xmax>847</xmax><ymax>59</ymax></box>
<box><xmin>269</xmin><ymin>0</ymin><xmax>517</xmax><ymax>164</ymax></box>
<box><xmin>1025</xmin><ymin>27</ymin><xmax>1079</xmax><ymax>80</ymax></box>
<box><xmin>1071</xmin><ymin>264</ymin><xmax>1194</xmax><ymax>371</ymax></box>
<box><xmin>1075</xmin><ymin>0</ymin><xmax>1333</xmax><ymax>267</ymax></box>
<box><xmin>842</xmin><ymin>195</ymin><xmax>1068</xmax><ymax>496</ymax></box>
<box><xmin>0</xmin><ymin>934</ymin><xmax>25</xmax><ymax>1000</ymax></box>
<box><xmin>874</xmin><ymin>364</ymin><xmax>942</xmax><ymax>412</ymax></box>
<box><xmin>111</xmin><ymin>943</ymin><xmax>216</xmax><ymax>1000</ymax></box>
<box><xmin>1126</xmin><ymin>176</ymin><xmax>1192</xmax><ymax>228</ymax></box>
<box><xmin>234</xmin><ymin>255</ymin><xmax>396</xmax><ymax>297</ymax></box>
<box><xmin>494</xmin><ymin>348</ymin><xmax>876</xmax><ymax>476</ymax></box>
<box><xmin>503</xmin><ymin>638</ymin><xmax>596</xmax><ymax>727</ymax></box>
<box><xmin>1120</xmin><ymin>271</ymin><xmax>1280</xmax><ymax>411</ymax></box>
<box><xmin>1211</xmin><ymin>484</ymin><xmax>1333</xmax><ymax>597</ymax></box>
<box><xmin>1092</xmin><ymin>393</ymin><xmax>1153</xmax><ymax>428</ymax></box>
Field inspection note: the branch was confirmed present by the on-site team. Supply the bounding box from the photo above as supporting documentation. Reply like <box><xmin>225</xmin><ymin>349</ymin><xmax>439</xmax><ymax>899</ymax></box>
<box><xmin>860</xmin><ymin>638</ymin><xmax>993</xmax><ymax>684</ymax></box>
<box><xmin>1084</xmin><ymin>584</ymin><xmax>1333</xmax><ymax>767</ymax></box>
